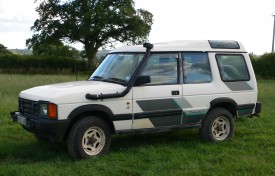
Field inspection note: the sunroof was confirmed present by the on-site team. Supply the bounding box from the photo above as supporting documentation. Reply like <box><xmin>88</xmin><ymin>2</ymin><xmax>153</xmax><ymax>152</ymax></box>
<box><xmin>208</xmin><ymin>40</ymin><xmax>240</xmax><ymax>49</ymax></box>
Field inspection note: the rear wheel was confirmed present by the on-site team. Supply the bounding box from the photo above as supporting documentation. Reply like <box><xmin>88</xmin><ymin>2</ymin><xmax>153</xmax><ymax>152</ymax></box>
<box><xmin>67</xmin><ymin>116</ymin><xmax>111</xmax><ymax>159</ymax></box>
<box><xmin>200</xmin><ymin>108</ymin><xmax>235</xmax><ymax>142</ymax></box>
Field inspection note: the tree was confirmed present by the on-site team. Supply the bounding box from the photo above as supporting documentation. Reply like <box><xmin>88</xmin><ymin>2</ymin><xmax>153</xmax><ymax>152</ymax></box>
<box><xmin>0</xmin><ymin>43</ymin><xmax>12</xmax><ymax>55</ymax></box>
<box><xmin>27</xmin><ymin>0</ymin><xmax>154</xmax><ymax>69</ymax></box>
<box><xmin>33</xmin><ymin>42</ymin><xmax>80</xmax><ymax>59</ymax></box>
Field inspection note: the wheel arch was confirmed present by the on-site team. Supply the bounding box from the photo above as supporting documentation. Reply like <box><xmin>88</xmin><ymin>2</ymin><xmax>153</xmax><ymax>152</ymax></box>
<box><xmin>208</xmin><ymin>97</ymin><xmax>238</xmax><ymax>117</ymax></box>
<box><xmin>64</xmin><ymin>104</ymin><xmax>116</xmax><ymax>140</ymax></box>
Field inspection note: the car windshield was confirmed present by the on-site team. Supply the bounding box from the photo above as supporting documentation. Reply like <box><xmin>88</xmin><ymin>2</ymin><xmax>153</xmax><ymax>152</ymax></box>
<box><xmin>89</xmin><ymin>53</ymin><xmax>144</xmax><ymax>85</ymax></box>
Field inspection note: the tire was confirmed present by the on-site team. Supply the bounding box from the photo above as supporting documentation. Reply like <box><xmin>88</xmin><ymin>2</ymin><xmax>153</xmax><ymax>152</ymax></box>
<box><xmin>67</xmin><ymin>116</ymin><xmax>111</xmax><ymax>159</ymax></box>
<box><xmin>200</xmin><ymin>108</ymin><xmax>235</xmax><ymax>142</ymax></box>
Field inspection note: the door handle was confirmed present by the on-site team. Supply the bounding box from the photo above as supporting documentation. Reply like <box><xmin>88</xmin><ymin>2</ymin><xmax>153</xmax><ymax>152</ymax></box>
<box><xmin>171</xmin><ymin>90</ymin><xmax>180</xmax><ymax>95</ymax></box>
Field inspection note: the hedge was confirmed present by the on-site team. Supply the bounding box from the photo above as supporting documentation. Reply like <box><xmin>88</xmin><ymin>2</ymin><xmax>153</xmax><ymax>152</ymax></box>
<box><xmin>1</xmin><ymin>53</ymin><xmax>275</xmax><ymax>78</ymax></box>
<box><xmin>251</xmin><ymin>53</ymin><xmax>275</xmax><ymax>79</ymax></box>
<box><xmin>0</xmin><ymin>54</ymin><xmax>88</xmax><ymax>74</ymax></box>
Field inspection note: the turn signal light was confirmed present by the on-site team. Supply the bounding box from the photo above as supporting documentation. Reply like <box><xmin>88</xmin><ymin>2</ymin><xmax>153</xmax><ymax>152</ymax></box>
<box><xmin>48</xmin><ymin>103</ymin><xmax>57</xmax><ymax>119</ymax></box>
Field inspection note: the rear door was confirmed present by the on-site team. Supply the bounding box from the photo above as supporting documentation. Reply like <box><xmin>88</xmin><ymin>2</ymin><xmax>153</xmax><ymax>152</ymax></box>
<box><xmin>132</xmin><ymin>53</ymin><xmax>183</xmax><ymax>130</ymax></box>
<box><xmin>181</xmin><ymin>52</ymin><xmax>214</xmax><ymax>124</ymax></box>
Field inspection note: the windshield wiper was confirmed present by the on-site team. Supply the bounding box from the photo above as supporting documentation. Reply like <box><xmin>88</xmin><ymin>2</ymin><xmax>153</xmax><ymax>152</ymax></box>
<box><xmin>90</xmin><ymin>76</ymin><xmax>103</xmax><ymax>81</ymax></box>
<box><xmin>90</xmin><ymin>76</ymin><xmax>126</xmax><ymax>85</ymax></box>
<box><xmin>102</xmin><ymin>78</ymin><xmax>127</xmax><ymax>85</ymax></box>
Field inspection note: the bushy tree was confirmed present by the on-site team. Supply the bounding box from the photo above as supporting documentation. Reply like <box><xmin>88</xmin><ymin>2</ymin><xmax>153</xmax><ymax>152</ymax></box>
<box><xmin>27</xmin><ymin>0</ymin><xmax>153</xmax><ymax>69</ymax></box>
<box><xmin>251</xmin><ymin>52</ymin><xmax>275</xmax><ymax>79</ymax></box>
<box><xmin>0</xmin><ymin>43</ymin><xmax>12</xmax><ymax>55</ymax></box>
<box><xmin>33</xmin><ymin>42</ymin><xmax>80</xmax><ymax>59</ymax></box>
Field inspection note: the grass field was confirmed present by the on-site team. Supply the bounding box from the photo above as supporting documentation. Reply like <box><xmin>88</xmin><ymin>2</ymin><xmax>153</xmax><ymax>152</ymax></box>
<box><xmin>0</xmin><ymin>74</ymin><xmax>274</xmax><ymax>176</ymax></box>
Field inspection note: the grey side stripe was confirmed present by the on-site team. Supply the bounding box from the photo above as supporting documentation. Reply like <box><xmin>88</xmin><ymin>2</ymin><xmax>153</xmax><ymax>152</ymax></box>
<box><xmin>136</xmin><ymin>98</ymin><xmax>181</xmax><ymax>112</ymax></box>
<box><xmin>182</xmin><ymin>98</ymin><xmax>193</xmax><ymax>108</ymax></box>
<box><xmin>225</xmin><ymin>82</ymin><xmax>253</xmax><ymax>91</ymax></box>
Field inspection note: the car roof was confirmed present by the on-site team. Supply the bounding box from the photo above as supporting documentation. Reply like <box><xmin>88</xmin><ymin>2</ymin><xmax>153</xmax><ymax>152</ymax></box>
<box><xmin>110</xmin><ymin>40</ymin><xmax>247</xmax><ymax>53</ymax></box>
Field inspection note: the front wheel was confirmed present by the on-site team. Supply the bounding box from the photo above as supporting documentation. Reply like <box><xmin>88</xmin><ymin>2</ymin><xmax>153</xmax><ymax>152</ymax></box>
<box><xmin>67</xmin><ymin>116</ymin><xmax>111</xmax><ymax>159</ymax></box>
<box><xmin>200</xmin><ymin>108</ymin><xmax>235</xmax><ymax>142</ymax></box>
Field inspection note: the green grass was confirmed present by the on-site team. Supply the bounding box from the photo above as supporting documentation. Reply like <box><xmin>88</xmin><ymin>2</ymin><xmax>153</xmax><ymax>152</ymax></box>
<box><xmin>0</xmin><ymin>74</ymin><xmax>275</xmax><ymax>176</ymax></box>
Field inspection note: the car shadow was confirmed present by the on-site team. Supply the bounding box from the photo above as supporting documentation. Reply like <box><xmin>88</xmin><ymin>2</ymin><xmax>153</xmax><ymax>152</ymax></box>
<box><xmin>1</xmin><ymin>129</ymin><xmax>200</xmax><ymax>162</ymax></box>
<box><xmin>110</xmin><ymin>129</ymin><xmax>200</xmax><ymax>152</ymax></box>
<box><xmin>0</xmin><ymin>139</ymin><xmax>70</xmax><ymax>163</ymax></box>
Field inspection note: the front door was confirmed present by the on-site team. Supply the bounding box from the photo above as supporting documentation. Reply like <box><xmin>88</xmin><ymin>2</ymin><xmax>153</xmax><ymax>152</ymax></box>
<box><xmin>132</xmin><ymin>53</ymin><xmax>183</xmax><ymax>130</ymax></box>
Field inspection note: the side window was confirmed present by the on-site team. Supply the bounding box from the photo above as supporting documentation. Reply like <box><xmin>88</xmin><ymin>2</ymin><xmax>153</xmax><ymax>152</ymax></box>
<box><xmin>140</xmin><ymin>53</ymin><xmax>178</xmax><ymax>85</ymax></box>
<box><xmin>216</xmin><ymin>54</ymin><xmax>250</xmax><ymax>82</ymax></box>
<box><xmin>182</xmin><ymin>52</ymin><xmax>212</xmax><ymax>84</ymax></box>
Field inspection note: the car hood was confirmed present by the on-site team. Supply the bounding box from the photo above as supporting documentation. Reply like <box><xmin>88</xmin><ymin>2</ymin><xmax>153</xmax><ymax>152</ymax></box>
<box><xmin>19</xmin><ymin>81</ymin><xmax>126</xmax><ymax>104</ymax></box>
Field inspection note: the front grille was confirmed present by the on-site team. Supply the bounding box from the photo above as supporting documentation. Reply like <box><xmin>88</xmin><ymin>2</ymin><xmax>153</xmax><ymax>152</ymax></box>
<box><xmin>19</xmin><ymin>98</ymin><xmax>38</xmax><ymax>115</ymax></box>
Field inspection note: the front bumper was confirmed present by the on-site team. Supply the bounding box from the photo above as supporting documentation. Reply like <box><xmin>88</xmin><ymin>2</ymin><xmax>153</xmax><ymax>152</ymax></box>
<box><xmin>11</xmin><ymin>111</ymin><xmax>71</xmax><ymax>142</ymax></box>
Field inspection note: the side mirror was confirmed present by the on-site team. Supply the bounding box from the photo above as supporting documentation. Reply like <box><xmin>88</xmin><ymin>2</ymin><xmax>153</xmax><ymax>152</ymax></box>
<box><xmin>134</xmin><ymin>75</ymin><xmax>151</xmax><ymax>86</ymax></box>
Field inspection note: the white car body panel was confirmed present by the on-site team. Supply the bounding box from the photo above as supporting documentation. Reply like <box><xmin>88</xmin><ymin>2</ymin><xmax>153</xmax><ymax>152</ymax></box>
<box><xmin>17</xmin><ymin>40</ymin><xmax>260</xmax><ymax>132</ymax></box>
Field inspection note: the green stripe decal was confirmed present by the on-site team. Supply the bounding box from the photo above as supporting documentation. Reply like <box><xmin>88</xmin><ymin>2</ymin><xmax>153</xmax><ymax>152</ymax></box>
<box><xmin>149</xmin><ymin>115</ymin><xmax>182</xmax><ymax>127</ymax></box>
<box><xmin>237</xmin><ymin>104</ymin><xmax>255</xmax><ymax>116</ymax></box>
<box><xmin>182</xmin><ymin>110</ymin><xmax>207</xmax><ymax>124</ymax></box>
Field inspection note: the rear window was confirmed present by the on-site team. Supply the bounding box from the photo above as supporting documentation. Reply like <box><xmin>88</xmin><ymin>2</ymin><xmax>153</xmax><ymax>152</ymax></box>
<box><xmin>216</xmin><ymin>54</ymin><xmax>250</xmax><ymax>82</ymax></box>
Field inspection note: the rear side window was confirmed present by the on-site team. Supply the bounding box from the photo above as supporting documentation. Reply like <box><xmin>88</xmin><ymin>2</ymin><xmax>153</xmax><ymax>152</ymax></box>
<box><xmin>216</xmin><ymin>54</ymin><xmax>250</xmax><ymax>82</ymax></box>
<box><xmin>182</xmin><ymin>52</ymin><xmax>212</xmax><ymax>84</ymax></box>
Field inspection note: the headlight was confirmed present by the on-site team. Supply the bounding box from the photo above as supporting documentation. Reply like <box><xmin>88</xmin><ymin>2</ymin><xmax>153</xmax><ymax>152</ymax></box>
<box><xmin>39</xmin><ymin>104</ymin><xmax>48</xmax><ymax>116</ymax></box>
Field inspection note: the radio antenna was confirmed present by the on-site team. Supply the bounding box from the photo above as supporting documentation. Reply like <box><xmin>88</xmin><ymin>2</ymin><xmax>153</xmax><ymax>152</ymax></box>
<box><xmin>75</xmin><ymin>64</ymin><xmax>78</xmax><ymax>81</ymax></box>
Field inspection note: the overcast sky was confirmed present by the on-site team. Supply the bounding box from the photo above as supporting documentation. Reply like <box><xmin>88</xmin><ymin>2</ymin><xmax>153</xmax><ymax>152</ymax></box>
<box><xmin>0</xmin><ymin>0</ymin><xmax>275</xmax><ymax>54</ymax></box>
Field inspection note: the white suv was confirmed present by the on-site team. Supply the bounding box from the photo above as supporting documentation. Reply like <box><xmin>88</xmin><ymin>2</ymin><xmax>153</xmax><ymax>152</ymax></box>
<box><xmin>11</xmin><ymin>40</ymin><xmax>261</xmax><ymax>159</ymax></box>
